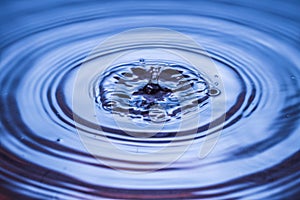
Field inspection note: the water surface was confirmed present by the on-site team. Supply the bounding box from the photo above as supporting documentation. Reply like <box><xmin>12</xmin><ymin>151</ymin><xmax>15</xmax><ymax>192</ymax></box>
<box><xmin>1</xmin><ymin>0</ymin><xmax>300</xmax><ymax>199</ymax></box>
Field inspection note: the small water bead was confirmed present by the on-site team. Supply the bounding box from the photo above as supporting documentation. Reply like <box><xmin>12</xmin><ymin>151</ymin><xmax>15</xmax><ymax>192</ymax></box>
<box><xmin>207</xmin><ymin>88</ymin><xmax>221</xmax><ymax>96</ymax></box>
<box><xmin>95</xmin><ymin>60</ymin><xmax>218</xmax><ymax>123</ymax></box>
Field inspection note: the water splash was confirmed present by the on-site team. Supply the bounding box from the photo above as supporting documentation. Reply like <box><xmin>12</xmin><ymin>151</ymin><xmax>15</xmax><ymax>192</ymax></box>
<box><xmin>95</xmin><ymin>60</ymin><xmax>216</xmax><ymax>123</ymax></box>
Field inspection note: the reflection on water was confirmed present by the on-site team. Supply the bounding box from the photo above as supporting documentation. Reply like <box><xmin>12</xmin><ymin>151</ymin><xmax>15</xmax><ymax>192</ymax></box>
<box><xmin>1</xmin><ymin>0</ymin><xmax>300</xmax><ymax>199</ymax></box>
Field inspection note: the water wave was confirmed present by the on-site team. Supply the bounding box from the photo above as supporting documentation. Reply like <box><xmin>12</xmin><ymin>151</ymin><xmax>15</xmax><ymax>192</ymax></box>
<box><xmin>1</xmin><ymin>0</ymin><xmax>300</xmax><ymax>199</ymax></box>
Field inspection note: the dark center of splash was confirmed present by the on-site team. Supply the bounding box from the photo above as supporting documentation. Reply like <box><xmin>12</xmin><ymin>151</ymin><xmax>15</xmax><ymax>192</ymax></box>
<box><xmin>135</xmin><ymin>83</ymin><xmax>172</xmax><ymax>97</ymax></box>
<box><xmin>95</xmin><ymin>60</ymin><xmax>219</xmax><ymax>123</ymax></box>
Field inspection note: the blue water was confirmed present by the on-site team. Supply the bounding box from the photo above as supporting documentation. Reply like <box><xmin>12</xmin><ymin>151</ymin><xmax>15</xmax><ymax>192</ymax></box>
<box><xmin>1</xmin><ymin>0</ymin><xmax>300</xmax><ymax>199</ymax></box>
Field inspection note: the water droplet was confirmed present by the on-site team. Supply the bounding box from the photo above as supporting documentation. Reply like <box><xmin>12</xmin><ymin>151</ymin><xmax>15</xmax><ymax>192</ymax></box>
<box><xmin>207</xmin><ymin>88</ymin><xmax>221</xmax><ymax>96</ymax></box>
